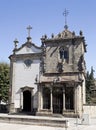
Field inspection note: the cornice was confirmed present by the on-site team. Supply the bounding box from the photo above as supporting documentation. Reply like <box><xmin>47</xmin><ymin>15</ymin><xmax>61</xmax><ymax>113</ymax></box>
<box><xmin>9</xmin><ymin>53</ymin><xmax>42</xmax><ymax>61</ymax></box>
<box><xmin>13</xmin><ymin>41</ymin><xmax>42</xmax><ymax>53</ymax></box>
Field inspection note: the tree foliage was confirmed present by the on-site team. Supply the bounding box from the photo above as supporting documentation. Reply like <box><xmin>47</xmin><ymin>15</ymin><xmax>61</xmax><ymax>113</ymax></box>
<box><xmin>0</xmin><ymin>62</ymin><xmax>10</xmax><ymax>103</ymax></box>
<box><xmin>86</xmin><ymin>66</ymin><xmax>95</xmax><ymax>103</ymax></box>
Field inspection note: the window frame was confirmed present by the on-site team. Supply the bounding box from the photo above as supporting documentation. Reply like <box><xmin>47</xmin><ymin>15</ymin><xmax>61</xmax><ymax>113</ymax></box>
<box><xmin>59</xmin><ymin>47</ymin><xmax>69</xmax><ymax>62</ymax></box>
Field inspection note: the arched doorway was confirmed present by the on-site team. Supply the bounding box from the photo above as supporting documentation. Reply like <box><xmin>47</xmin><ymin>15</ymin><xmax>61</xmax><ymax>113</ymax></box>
<box><xmin>23</xmin><ymin>90</ymin><xmax>31</xmax><ymax>112</ymax></box>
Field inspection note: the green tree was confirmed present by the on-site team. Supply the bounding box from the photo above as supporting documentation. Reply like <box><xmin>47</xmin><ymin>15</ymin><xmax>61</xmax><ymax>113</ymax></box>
<box><xmin>0</xmin><ymin>62</ymin><xmax>10</xmax><ymax>103</ymax></box>
<box><xmin>86</xmin><ymin>66</ymin><xmax>95</xmax><ymax>103</ymax></box>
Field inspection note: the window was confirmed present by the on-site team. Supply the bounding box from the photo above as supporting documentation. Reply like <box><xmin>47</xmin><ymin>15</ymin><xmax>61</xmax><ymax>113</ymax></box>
<box><xmin>24</xmin><ymin>59</ymin><xmax>32</xmax><ymax>67</ymax></box>
<box><xmin>59</xmin><ymin>48</ymin><xmax>68</xmax><ymax>61</ymax></box>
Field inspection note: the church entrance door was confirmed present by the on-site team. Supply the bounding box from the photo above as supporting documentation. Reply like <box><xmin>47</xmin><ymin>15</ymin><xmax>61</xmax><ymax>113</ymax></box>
<box><xmin>53</xmin><ymin>87</ymin><xmax>63</xmax><ymax>114</ymax></box>
<box><xmin>23</xmin><ymin>90</ymin><xmax>31</xmax><ymax>112</ymax></box>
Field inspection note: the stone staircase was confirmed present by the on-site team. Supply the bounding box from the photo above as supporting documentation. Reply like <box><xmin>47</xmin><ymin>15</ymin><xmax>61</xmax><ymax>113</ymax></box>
<box><xmin>0</xmin><ymin>114</ymin><xmax>68</xmax><ymax>127</ymax></box>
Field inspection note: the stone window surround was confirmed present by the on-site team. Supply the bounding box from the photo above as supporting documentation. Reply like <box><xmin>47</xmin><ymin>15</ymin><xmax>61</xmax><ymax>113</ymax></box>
<box><xmin>59</xmin><ymin>46</ymin><xmax>69</xmax><ymax>63</ymax></box>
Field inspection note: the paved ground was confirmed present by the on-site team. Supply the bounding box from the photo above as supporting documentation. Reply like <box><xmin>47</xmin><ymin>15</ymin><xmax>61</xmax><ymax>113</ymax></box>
<box><xmin>0</xmin><ymin>121</ymin><xmax>96</xmax><ymax>130</ymax></box>
<box><xmin>0</xmin><ymin>114</ymin><xmax>96</xmax><ymax>130</ymax></box>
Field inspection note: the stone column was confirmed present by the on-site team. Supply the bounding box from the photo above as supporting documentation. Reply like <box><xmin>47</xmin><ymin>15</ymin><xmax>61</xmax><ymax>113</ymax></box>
<box><xmin>63</xmin><ymin>87</ymin><xmax>65</xmax><ymax>113</ymax></box>
<box><xmin>20</xmin><ymin>90</ymin><xmax>23</xmax><ymax>111</ymax></box>
<box><xmin>74</xmin><ymin>86</ymin><xmax>77</xmax><ymax>113</ymax></box>
<box><xmin>50</xmin><ymin>87</ymin><xmax>53</xmax><ymax>112</ymax></box>
<box><xmin>74</xmin><ymin>84</ymin><xmax>79</xmax><ymax>114</ymax></box>
<box><xmin>38</xmin><ymin>85</ymin><xmax>41</xmax><ymax>111</ymax></box>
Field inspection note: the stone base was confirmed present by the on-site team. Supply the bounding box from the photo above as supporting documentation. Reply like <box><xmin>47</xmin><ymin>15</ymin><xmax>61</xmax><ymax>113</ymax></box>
<box><xmin>36</xmin><ymin>109</ymin><xmax>53</xmax><ymax>116</ymax></box>
<box><xmin>63</xmin><ymin>110</ymin><xmax>80</xmax><ymax>118</ymax></box>
<box><xmin>36</xmin><ymin>109</ymin><xmax>80</xmax><ymax>118</ymax></box>
<box><xmin>9</xmin><ymin>103</ymin><xmax>16</xmax><ymax>114</ymax></box>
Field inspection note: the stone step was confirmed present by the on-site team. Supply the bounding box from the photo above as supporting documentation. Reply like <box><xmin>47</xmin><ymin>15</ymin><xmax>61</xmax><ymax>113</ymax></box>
<box><xmin>0</xmin><ymin>114</ymin><xmax>69</xmax><ymax>127</ymax></box>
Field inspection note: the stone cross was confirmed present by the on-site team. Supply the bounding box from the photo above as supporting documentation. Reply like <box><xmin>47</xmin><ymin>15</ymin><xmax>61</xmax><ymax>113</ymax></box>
<box><xmin>63</xmin><ymin>9</ymin><xmax>69</xmax><ymax>30</ymax></box>
<box><xmin>27</xmin><ymin>25</ymin><xmax>32</xmax><ymax>37</ymax></box>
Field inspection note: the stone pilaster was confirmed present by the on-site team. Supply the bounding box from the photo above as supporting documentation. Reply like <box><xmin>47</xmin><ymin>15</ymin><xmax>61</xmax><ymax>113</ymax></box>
<box><xmin>9</xmin><ymin>60</ymin><xmax>16</xmax><ymax>113</ymax></box>
<box><xmin>74</xmin><ymin>85</ymin><xmax>77</xmax><ymax>113</ymax></box>
<box><xmin>37</xmin><ymin>85</ymin><xmax>41</xmax><ymax>111</ymax></box>
<box><xmin>20</xmin><ymin>91</ymin><xmax>23</xmax><ymax>111</ymax></box>
<box><xmin>74</xmin><ymin>84</ymin><xmax>80</xmax><ymax>117</ymax></box>
<box><xmin>63</xmin><ymin>87</ymin><xmax>66</xmax><ymax>114</ymax></box>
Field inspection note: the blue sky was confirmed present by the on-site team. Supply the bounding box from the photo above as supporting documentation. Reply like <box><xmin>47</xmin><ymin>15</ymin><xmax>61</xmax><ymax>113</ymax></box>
<box><xmin>0</xmin><ymin>0</ymin><xmax>96</xmax><ymax>76</ymax></box>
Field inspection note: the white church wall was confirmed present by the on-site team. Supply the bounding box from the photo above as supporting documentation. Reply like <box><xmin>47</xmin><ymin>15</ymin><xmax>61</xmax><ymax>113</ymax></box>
<box><xmin>13</xmin><ymin>59</ymin><xmax>40</xmax><ymax>108</ymax></box>
<box><xmin>14</xmin><ymin>100</ymin><xmax>20</xmax><ymax>108</ymax></box>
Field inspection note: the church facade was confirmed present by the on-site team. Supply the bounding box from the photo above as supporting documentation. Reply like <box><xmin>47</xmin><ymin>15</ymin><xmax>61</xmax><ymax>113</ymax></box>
<box><xmin>9</xmin><ymin>26</ymin><xmax>87</xmax><ymax>117</ymax></box>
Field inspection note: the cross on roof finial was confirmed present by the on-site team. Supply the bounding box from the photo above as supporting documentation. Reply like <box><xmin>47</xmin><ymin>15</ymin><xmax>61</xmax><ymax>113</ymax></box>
<box><xmin>27</xmin><ymin>25</ymin><xmax>32</xmax><ymax>37</ymax></box>
<box><xmin>63</xmin><ymin>9</ymin><xmax>69</xmax><ymax>30</ymax></box>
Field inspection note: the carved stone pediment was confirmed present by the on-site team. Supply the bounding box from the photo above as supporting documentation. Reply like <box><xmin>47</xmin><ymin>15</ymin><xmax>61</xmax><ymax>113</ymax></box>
<box><xmin>55</xmin><ymin>30</ymin><xmax>73</xmax><ymax>39</ymax></box>
<box><xmin>21</xmin><ymin>86</ymin><xmax>34</xmax><ymax>92</ymax></box>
